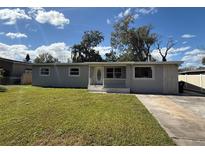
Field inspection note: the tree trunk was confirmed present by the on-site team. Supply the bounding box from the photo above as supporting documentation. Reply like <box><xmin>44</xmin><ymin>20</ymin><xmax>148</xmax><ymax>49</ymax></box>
<box><xmin>162</xmin><ymin>57</ymin><xmax>167</xmax><ymax>62</ymax></box>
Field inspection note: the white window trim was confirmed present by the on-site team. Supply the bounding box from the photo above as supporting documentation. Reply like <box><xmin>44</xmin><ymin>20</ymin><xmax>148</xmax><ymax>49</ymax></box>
<box><xmin>69</xmin><ymin>67</ymin><xmax>80</xmax><ymax>77</ymax></box>
<box><xmin>104</xmin><ymin>78</ymin><xmax>126</xmax><ymax>80</ymax></box>
<box><xmin>106</xmin><ymin>68</ymin><xmax>114</xmax><ymax>78</ymax></box>
<box><xmin>133</xmin><ymin>65</ymin><xmax>155</xmax><ymax>80</ymax></box>
<box><xmin>39</xmin><ymin>67</ymin><xmax>50</xmax><ymax>76</ymax></box>
<box><xmin>106</xmin><ymin>67</ymin><xmax>125</xmax><ymax>79</ymax></box>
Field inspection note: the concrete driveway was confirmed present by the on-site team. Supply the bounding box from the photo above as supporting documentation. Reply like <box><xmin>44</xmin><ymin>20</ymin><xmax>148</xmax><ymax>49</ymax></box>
<box><xmin>136</xmin><ymin>92</ymin><xmax>205</xmax><ymax>146</ymax></box>
<box><xmin>168</xmin><ymin>91</ymin><xmax>205</xmax><ymax>119</ymax></box>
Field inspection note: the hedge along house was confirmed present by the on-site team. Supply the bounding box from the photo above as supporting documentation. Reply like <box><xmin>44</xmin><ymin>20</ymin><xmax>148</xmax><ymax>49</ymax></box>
<box><xmin>32</xmin><ymin>61</ymin><xmax>182</xmax><ymax>94</ymax></box>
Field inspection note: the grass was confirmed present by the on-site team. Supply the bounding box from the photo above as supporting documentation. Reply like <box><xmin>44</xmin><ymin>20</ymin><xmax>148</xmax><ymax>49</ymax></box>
<box><xmin>0</xmin><ymin>86</ymin><xmax>174</xmax><ymax>145</ymax></box>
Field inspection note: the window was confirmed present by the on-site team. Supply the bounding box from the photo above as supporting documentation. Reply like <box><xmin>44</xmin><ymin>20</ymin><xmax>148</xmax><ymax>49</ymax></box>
<box><xmin>134</xmin><ymin>67</ymin><xmax>152</xmax><ymax>78</ymax></box>
<box><xmin>106</xmin><ymin>68</ymin><xmax>113</xmax><ymax>78</ymax></box>
<box><xmin>40</xmin><ymin>67</ymin><xmax>50</xmax><ymax>76</ymax></box>
<box><xmin>106</xmin><ymin>67</ymin><xmax>122</xmax><ymax>78</ymax></box>
<box><xmin>69</xmin><ymin>68</ymin><xmax>80</xmax><ymax>76</ymax></box>
<box><xmin>114</xmin><ymin>68</ymin><xmax>122</xmax><ymax>78</ymax></box>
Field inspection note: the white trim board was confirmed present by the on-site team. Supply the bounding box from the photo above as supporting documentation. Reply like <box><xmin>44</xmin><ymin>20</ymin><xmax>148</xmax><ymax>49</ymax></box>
<box><xmin>68</xmin><ymin>67</ymin><xmax>80</xmax><ymax>77</ymax></box>
<box><xmin>39</xmin><ymin>67</ymin><xmax>50</xmax><ymax>76</ymax></box>
<box><xmin>132</xmin><ymin>65</ymin><xmax>155</xmax><ymax>80</ymax></box>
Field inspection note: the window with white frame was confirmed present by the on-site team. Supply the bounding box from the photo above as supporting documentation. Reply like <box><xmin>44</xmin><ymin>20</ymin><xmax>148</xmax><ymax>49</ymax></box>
<box><xmin>134</xmin><ymin>67</ymin><xmax>152</xmax><ymax>78</ymax></box>
<box><xmin>106</xmin><ymin>67</ymin><xmax>122</xmax><ymax>78</ymax></box>
<box><xmin>106</xmin><ymin>68</ymin><xmax>114</xmax><ymax>78</ymax></box>
<box><xmin>69</xmin><ymin>68</ymin><xmax>80</xmax><ymax>76</ymax></box>
<box><xmin>40</xmin><ymin>67</ymin><xmax>50</xmax><ymax>76</ymax></box>
<box><xmin>114</xmin><ymin>68</ymin><xmax>122</xmax><ymax>78</ymax></box>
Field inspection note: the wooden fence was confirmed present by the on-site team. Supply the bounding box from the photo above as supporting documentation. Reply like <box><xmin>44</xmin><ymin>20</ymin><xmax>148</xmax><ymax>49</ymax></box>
<box><xmin>21</xmin><ymin>70</ymin><xmax>32</xmax><ymax>85</ymax></box>
<box><xmin>179</xmin><ymin>74</ymin><xmax>205</xmax><ymax>93</ymax></box>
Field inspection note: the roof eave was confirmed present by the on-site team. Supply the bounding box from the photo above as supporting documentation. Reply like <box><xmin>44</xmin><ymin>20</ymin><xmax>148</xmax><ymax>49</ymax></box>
<box><xmin>32</xmin><ymin>61</ymin><xmax>183</xmax><ymax>66</ymax></box>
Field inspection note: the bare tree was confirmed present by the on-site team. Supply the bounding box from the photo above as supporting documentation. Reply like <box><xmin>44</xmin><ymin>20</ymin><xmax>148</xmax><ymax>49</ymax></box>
<box><xmin>156</xmin><ymin>39</ymin><xmax>176</xmax><ymax>61</ymax></box>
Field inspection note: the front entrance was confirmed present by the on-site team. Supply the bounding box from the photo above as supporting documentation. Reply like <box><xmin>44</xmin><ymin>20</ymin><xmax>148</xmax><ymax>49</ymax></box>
<box><xmin>95</xmin><ymin>67</ymin><xmax>103</xmax><ymax>85</ymax></box>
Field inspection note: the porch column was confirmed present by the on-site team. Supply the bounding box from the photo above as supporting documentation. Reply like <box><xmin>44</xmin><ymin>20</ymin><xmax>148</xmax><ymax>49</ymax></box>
<box><xmin>103</xmin><ymin>66</ymin><xmax>105</xmax><ymax>87</ymax></box>
<box><xmin>125</xmin><ymin>65</ymin><xmax>131</xmax><ymax>88</ymax></box>
<box><xmin>88</xmin><ymin>65</ymin><xmax>90</xmax><ymax>86</ymax></box>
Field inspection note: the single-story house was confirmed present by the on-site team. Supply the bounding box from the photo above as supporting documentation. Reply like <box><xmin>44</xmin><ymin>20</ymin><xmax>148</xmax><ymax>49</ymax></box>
<box><xmin>0</xmin><ymin>57</ymin><xmax>32</xmax><ymax>84</ymax></box>
<box><xmin>32</xmin><ymin>61</ymin><xmax>182</xmax><ymax>94</ymax></box>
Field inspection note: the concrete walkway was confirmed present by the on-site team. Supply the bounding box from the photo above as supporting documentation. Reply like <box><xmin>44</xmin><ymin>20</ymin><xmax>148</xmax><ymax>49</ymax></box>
<box><xmin>136</xmin><ymin>94</ymin><xmax>205</xmax><ymax>146</ymax></box>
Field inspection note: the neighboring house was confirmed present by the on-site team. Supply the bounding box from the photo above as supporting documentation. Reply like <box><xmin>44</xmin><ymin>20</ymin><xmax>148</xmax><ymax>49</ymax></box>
<box><xmin>179</xmin><ymin>69</ymin><xmax>205</xmax><ymax>75</ymax></box>
<box><xmin>32</xmin><ymin>61</ymin><xmax>182</xmax><ymax>94</ymax></box>
<box><xmin>0</xmin><ymin>57</ymin><xmax>32</xmax><ymax>84</ymax></box>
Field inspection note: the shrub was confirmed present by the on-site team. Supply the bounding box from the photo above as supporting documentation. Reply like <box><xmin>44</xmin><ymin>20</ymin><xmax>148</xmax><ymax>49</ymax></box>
<box><xmin>0</xmin><ymin>86</ymin><xmax>7</xmax><ymax>92</ymax></box>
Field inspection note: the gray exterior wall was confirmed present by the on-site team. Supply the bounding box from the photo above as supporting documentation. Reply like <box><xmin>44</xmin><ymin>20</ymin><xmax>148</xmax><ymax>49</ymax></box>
<box><xmin>127</xmin><ymin>64</ymin><xmax>178</xmax><ymax>94</ymax></box>
<box><xmin>104</xmin><ymin>79</ymin><xmax>126</xmax><ymax>88</ymax></box>
<box><xmin>11</xmin><ymin>63</ymin><xmax>32</xmax><ymax>77</ymax></box>
<box><xmin>102</xmin><ymin>64</ymin><xmax>177</xmax><ymax>93</ymax></box>
<box><xmin>162</xmin><ymin>64</ymin><xmax>178</xmax><ymax>94</ymax></box>
<box><xmin>103</xmin><ymin>66</ymin><xmax>126</xmax><ymax>88</ymax></box>
<box><xmin>32</xmin><ymin>65</ymin><xmax>88</xmax><ymax>88</ymax></box>
<box><xmin>32</xmin><ymin>63</ymin><xmax>179</xmax><ymax>94</ymax></box>
<box><xmin>128</xmin><ymin>65</ymin><xmax>164</xmax><ymax>93</ymax></box>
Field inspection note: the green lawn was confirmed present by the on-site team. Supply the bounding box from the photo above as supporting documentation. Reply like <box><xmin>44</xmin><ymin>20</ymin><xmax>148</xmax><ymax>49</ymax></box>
<box><xmin>0</xmin><ymin>86</ymin><xmax>174</xmax><ymax>145</ymax></box>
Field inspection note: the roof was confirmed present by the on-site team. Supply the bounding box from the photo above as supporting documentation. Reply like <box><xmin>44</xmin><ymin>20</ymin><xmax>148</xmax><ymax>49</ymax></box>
<box><xmin>32</xmin><ymin>61</ymin><xmax>183</xmax><ymax>66</ymax></box>
<box><xmin>179</xmin><ymin>69</ymin><xmax>205</xmax><ymax>74</ymax></box>
<box><xmin>0</xmin><ymin>57</ymin><xmax>32</xmax><ymax>65</ymax></box>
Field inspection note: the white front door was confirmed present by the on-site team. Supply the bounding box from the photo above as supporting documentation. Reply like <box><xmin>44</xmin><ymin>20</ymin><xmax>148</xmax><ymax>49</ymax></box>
<box><xmin>95</xmin><ymin>67</ymin><xmax>103</xmax><ymax>85</ymax></box>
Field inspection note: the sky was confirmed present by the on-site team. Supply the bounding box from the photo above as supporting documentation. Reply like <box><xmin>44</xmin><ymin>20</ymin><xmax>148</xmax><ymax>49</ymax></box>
<box><xmin>0</xmin><ymin>7</ymin><xmax>205</xmax><ymax>67</ymax></box>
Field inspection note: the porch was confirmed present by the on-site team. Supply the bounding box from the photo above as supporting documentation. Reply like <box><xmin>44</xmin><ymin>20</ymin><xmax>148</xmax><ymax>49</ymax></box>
<box><xmin>88</xmin><ymin>65</ymin><xmax>130</xmax><ymax>93</ymax></box>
